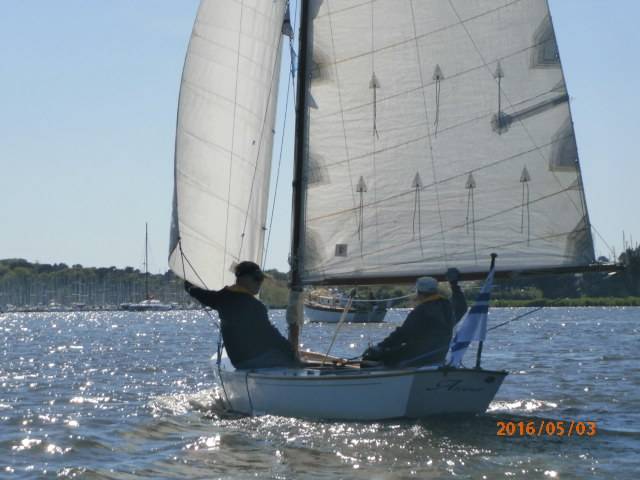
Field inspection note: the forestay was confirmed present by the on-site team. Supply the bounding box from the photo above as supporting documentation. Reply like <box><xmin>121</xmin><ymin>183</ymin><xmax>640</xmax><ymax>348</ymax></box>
<box><xmin>169</xmin><ymin>0</ymin><xmax>287</xmax><ymax>289</ymax></box>
<box><xmin>299</xmin><ymin>0</ymin><xmax>594</xmax><ymax>284</ymax></box>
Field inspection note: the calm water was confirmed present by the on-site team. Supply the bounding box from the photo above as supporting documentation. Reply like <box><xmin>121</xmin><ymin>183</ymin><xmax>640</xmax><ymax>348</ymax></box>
<box><xmin>1</xmin><ymin>307</ymin><xmax>639</xmax><ymax>479</ymax></box>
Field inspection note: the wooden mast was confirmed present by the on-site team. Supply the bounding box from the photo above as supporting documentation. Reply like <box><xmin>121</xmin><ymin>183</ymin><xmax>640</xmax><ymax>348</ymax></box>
<box><xmin>287</xmin><ymin>0</ymin><xmax>310</xmax><ymax>350</ymax></box>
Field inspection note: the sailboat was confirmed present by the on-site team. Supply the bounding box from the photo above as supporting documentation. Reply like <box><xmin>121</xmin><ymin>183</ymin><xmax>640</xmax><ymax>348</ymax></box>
<box><xmin>168</xmin><ymin>0</ymin><xmax>614</xmax><ymax>420</ymax></box>
<box><xmin>124</xmin><ymin>223</ymin><xmax>172</xmax><ymax>311</ymax></box>
<box><xmin>304</xmin><ymin>288</ymin><xmax>387</xmax><ymax>323</ymax></box>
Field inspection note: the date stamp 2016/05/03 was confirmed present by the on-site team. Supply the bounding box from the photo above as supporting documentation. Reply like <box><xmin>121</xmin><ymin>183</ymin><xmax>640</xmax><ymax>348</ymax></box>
<box><xmin>497</xmin><ymin>420</ymin><xmax>597</xmax><ymax>437</ymax></box>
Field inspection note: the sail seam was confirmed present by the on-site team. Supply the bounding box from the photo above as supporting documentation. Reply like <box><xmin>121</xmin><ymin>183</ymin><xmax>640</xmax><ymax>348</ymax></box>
<box><xmin>306</xmin><ymin>101</ymin><xmax>568</xmax><ymax>175</ymax></box>
<box><xmin>324</xmin><ymin>2</ymin><xmax>359</xmax><ymax>229</ymax></box>
<box><xmin>447</xmin><ymin>0</ymin><xmax>586</xmax><ymax>221</ymax></box>
<box><xmin>314</xmin><ymin>0</ymin><xmax>524</xmax><ymax>26</ymax></box>
<box><xmin>369</xmin><ymin>0</ymin><xmax>381</xmax><ymax>260</ymax></box>
<box><xmin>409</xmin><ymin>0</ymin><xmax>448</xmax><ymax>265</ymax></box>
<box><xmin>305</xmin><ymin>135</ymin><xmax>575</xmax><ymax>223</ymax></box>
<box><xmin>309</xmin><ymin>184</ymin><xmax>578</xmax><ymax>247</ymax></box>
<box><xmin>179</xmin><ymin>130</ymin><xmax>266</xmax><ymax>170</ymax></box>
<box><xmin>190</xmin><ymin>30</ymin><xmax>279</xmax><ymax>68</ymax></box>
<box><xmin>307</xmin><ymin>227</ymin><xmax>590</xmax><ymax>275</ymax></box>
<box><xmin>237</xmin><ymin>19</ymin><xmax>285</xmax><ymax>260</ymax></box>
<box><xmin>181</xmin><ymin>67</ymin><xmax>275</xmax><ymax>112</ymax></box>
<box><xmin>315</xmin><ymin>0</ymin><xmax>525</xmax><ymax>66</ymax></box>
<box><xmin>222</xmin><ymin>0</ymin><xmax>246</xmax><ymax>284</ymax></box>
<box><xmin>219</xmin><ymin>0</ymin><xmax>279</xmax><ymax>21</ymax></box>
<box><xmin>311</xmin><ymin>41</ymin><xmax>557</xmax><ymax>122</ymax></box>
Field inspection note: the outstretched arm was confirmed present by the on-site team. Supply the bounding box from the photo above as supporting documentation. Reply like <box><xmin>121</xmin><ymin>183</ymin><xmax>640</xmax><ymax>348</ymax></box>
<box><xmin>446</xmin><ymin>268</ymin><xmax>468</xmax><ymax>323</ymax></box>
<box><xmin>184</xmin><ymin>281</ymin><xmax>220</xmax><ymax>309</ymax></box>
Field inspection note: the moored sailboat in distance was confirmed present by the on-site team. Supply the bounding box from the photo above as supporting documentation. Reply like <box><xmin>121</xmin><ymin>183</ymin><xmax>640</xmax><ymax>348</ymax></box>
<box><xmin>304</xmin><ymin>288</ymin><xmax>387</xmax><ymax>323</ymax></box>
<box><xmin>168</xmin><ymin>0</ymin><xmax>617</xmax><ymax>419</ymax></box>
<box><xmin>122</xmin><ymin>223</ymin><xmax>172</xmax><ymax>311</ymax></box>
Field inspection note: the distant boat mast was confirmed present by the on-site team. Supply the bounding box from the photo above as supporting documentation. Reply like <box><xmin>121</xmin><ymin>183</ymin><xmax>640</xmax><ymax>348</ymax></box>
<box><xmin>144</xmin><ymin>222</ymin><xmax>149</xmax><ymax>300</ymax></box>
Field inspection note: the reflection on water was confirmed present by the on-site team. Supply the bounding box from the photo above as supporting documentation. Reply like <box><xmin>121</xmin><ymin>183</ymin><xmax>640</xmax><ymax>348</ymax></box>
<box><xmin>0</xmin><ymin>308</ymin><xmax>639</xmax><ymax>478</ymax></box>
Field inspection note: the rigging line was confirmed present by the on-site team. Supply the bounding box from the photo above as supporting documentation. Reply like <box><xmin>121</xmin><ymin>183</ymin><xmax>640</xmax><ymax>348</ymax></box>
<box><xmin>178</xmin><ymin>241</ymin><xmax>221</xmax><ymax>331</ymax></box>
<box><xmin>263</xmin><ymin>61</ymin><xmax>295</xmax><ymax>269</ymax></box>
<box><xmin>591</xmin><ymin>224</ymin><xmax>617</xmax><ymax>260</ymax></box>
<box><xmin>370</xmin><ymin>1</ymin><xmax>379</xmax><ymax>139</ymax></box>
<box><xmin>369</xmin><ymin>0</ymin><xmax>381</xmax><ymax>262</ymax></box>
<box><xmin>238</xmin><ymin>19</ymin><xmax>286</xmax><ymax>261</ymax></box>
<box><xmin>223</xmin><ymin>0</ymin><xmax>246</xmax><ymax>285</ymax></box>
<box><xmin>487</xmin><ymin>303</ymin><xmax>560</xmax><ymax>332</ymax></box>
<box><xmin>326</xmin><ymin>1</ymin><xmax>361</xmax><ymax>229</ymax></box>
<box><xmin>311</xmin><ymin>292</ymin><xmax>414</xmax><ymax>303</ymax></box>
<box><xmin>409</xmin><ymin>0</ymin><xmax>449</xmax><ymax>265</ymax></box>
<box><xmin>321</xmin><ymin>291</ymin><xmax>355</xmax><ymax>366</ymax></box>
<box><xmin>446</xmin><ymin>0</ymin><xmax>586</xmax><ymax>221</ymax></box>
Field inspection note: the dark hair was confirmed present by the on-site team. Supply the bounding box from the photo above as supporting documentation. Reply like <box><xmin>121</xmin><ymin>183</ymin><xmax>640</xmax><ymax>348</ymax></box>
<box><xmin>234</xmin><ymin>261</ymin><xmax>266</xmax><ymax>279</ymax></box>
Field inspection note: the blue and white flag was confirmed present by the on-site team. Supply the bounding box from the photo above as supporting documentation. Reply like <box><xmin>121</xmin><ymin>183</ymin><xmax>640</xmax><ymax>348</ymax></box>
<box><xmin>446</xmin><ymin>266</ymin><xmax>495</xmax><ymax>367</ymax></box>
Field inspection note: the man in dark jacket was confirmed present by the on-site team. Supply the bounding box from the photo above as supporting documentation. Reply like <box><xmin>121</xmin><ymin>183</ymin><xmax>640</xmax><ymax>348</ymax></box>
<box><xmin>362</xmin><ymin>269</ymin><xmax>467</xmax><ymax>367</ymax></box>
<box><xmin>184</xmin><ymin>261</ymin><xmax>298</xmax><ymax>369</ymax></box>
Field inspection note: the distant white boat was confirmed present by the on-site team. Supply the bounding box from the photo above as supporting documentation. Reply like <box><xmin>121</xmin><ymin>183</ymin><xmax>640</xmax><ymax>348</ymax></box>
<box><xmin>123</xmin><ymin>299</ymin><xmax>172</xmax><ymax>312</ymax></box>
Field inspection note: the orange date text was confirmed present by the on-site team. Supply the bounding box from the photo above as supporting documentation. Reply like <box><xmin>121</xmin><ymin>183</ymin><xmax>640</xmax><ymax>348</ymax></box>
<box><xmin>496</xmin><ymin>420</ymin><xmax>597</xmax><ymax>437</ymax></box>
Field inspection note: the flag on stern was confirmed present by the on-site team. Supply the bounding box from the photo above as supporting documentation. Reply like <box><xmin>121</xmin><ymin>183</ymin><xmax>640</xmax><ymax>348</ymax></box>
<box><xmin>446</xmin><ymin>265</ymin><xmax>496</xmax><ymax>367</ymax></box>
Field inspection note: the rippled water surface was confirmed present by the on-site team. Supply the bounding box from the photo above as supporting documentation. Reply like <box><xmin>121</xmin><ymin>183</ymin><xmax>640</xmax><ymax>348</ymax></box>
<box><xmin>1</xmin><ymin>307</ymin><xmax>639</xmax><ymax>479</ymax></box>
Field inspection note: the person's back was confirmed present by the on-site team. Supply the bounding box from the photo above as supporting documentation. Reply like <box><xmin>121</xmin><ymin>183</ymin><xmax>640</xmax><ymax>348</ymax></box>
<box><xmin>185</xmin><ymin>262</ymin><xmax>296</xmax><ymax>369</ymax></box>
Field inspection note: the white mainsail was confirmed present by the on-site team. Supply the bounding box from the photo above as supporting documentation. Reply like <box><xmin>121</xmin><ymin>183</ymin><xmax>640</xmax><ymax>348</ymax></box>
<box><xmin>299</xmin><ymin>0</ymin><xmax>594</xmax><ymax>284</ymax></box>
<box><xmin>169</xmin><ymin>0</ymin><xmax>287</xmax><ymax>289</ymax></box>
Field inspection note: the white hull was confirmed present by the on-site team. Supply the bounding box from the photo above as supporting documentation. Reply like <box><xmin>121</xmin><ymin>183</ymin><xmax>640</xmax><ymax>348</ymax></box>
<box><xmin>304</xmin><ymin>305</ymin><xmax>387</xmax><ymax>323</ymax></box>
<box><xmin>213</xmin><ymin>355</ymin><xmax>506</xmax><ymax>420</ymax></box>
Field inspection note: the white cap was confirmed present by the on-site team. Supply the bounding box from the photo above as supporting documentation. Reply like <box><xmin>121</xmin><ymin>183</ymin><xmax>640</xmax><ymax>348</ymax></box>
<box><xmin>416</xmin><ymin>276</ymin><xmax>438</xmax><ymax>294</ymax></box>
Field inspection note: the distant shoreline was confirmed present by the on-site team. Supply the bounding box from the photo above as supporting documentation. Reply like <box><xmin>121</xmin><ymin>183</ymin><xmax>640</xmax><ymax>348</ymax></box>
<box><xmin>491</xmin><ymin>297</ymin><xmax>640</xmax><ymax>307</ymax></box>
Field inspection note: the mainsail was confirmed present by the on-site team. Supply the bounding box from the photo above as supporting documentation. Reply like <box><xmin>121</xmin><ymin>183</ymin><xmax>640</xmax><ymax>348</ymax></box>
<box><xmin>297</xmin><ymin>0</ymin><xmax>595</xmax><ymax>285</ymax></box>
<box><xmin>169</xmin><ymin>0</ymin><xmax>287</xmax><ymax>289</ymax></box>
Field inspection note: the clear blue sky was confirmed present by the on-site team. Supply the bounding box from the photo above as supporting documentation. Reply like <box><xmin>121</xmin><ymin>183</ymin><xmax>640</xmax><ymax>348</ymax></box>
<box><xmin>1</xmin><ymin>0</ymin><xmax>638</xmax><ymax>274</ymax></box>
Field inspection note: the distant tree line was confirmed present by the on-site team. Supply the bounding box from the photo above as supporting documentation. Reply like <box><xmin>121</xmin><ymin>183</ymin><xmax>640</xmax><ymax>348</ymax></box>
<box><xmin>0</xmin><ymin>259</ymin><xmax>188</xmax><ymax>308</ymax></box>
<box><xmin>2</xmin><ymin>244</ymin><xmax>639</xmax><ymax>309</ymax></box>
<box><xmin>489</xmin><ymin>245</ymin><xmax>640</xmax><ymax>301</ymax></box>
